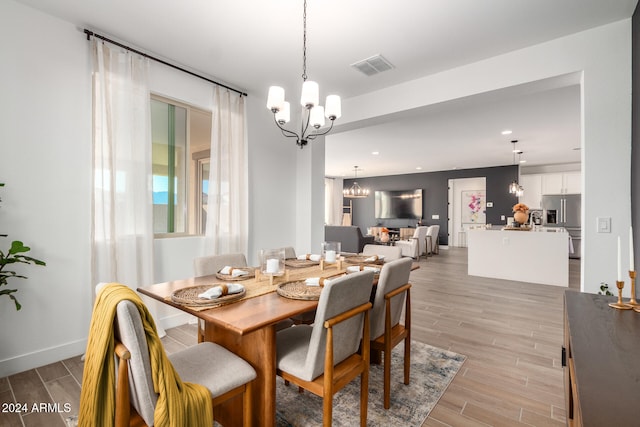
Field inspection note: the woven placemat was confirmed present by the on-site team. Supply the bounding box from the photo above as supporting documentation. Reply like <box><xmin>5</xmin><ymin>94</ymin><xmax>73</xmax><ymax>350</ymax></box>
<box><xmin>171</xmin><ymin>284</ymin><xmax>246</xmax><ymax>307</ymax></box>
<box><xmin>277</xmin><ymin>280</ymin><xmax>323</xmax><ymax>300</ymax></box>
<box><xmin>343</xmin><ymin>255</ymin><xmax>384</xmax><ymax>265</ymax></box>
<box><xmin>215</xmin><ymin>267</ymin><xmax>256</xmax><ymax>281</ymax></box>
<box><xmin>285</xmin><ymin>259</ymin><xmax>320</xmax><ymax>268</ymax></box>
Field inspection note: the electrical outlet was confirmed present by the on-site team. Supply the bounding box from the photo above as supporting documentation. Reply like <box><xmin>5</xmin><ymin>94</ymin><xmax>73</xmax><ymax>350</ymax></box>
<box><xmin>432</xmin><ymin>214</ymin><xmax>439</xmax><ymax>220</ymax></box>
<box><xmin>501</xmin><ymin>215</ymin><xmax>505</xmax><ymax>221</ymax></box>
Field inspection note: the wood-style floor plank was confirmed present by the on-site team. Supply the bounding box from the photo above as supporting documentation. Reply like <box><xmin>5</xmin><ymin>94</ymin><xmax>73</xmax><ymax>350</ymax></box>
<box><xmin>0</xmin><ymin>246</ymin><xmax>577</xmax><ymax>426</ymax></box>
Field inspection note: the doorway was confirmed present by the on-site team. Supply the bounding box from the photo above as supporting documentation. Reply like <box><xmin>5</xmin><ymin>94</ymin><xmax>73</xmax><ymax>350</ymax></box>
<box><xmin>448</xmin><ymin>177</ymin><xmax>486</xmax><ymax>247</ymax></box>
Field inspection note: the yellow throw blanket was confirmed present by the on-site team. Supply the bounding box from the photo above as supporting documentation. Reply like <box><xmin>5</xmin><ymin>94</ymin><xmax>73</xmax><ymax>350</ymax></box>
<box><xmin>78</xmin><ymin>283</ymin><xmax>213</xmax><ymax>427</ymax></box>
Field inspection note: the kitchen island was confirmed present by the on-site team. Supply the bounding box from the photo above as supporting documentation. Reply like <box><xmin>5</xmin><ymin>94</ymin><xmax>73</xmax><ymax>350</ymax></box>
<box><xmin>467</xmin><ymin>227</ymin><xmax>569</xmax><ymax>286</ymax></box>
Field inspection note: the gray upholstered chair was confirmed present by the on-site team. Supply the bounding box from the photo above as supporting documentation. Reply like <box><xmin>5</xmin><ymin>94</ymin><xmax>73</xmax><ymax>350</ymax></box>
<box><xmin>362</xmin><ymin>244</ymin><xmax>403</xmax><ymax>261</ymax></box>
<box><xmin>193</xmin><ymin>253</ymin><xmax>248</xmax><ymax>342</ymax></box>
<box><xmin>369</xmin><ymin>257</ymin><xmax>413</xmax><ymax>409</ymax></box>
<box><xmin>113</xmin><ymin>296</ymin><xmax>256</xmax><ymax>427</ymax></box>
<box><xmin>283</xmin><ymin>246</ymin><xmax>297</xmax><ymax>259</ymax></box>
<box><xmin>194</xmin><ymin>253</ymin><xmax>248</xmax><ymax>277</ymax></box>
<box><xmin>426</xmin><ymin>225</ymin><xmax>440</xmax><ymax>255</ymax></box>
<box><xmin>324</xmin><ymin>225</ymin><xmax>375</xmax><ymax>254</ymax></box>
<box><xmin>276</xmin><ymin>270</ymin><xmax>374</xmax><ymax>427</ymax></box>
<box><xmin>394</xmin><ymin>226</ymin><xmax>428</xmax><ymax>259</ymax></box>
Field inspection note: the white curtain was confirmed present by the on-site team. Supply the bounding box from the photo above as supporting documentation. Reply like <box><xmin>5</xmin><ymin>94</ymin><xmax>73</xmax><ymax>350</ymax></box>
<box><xmin>324</xmin><ymin>177</ymin><xmax>344</xmax><ymax>226</ymax></box>
<box><xmin>204</xmin><ymin>86</ymin><xmax>248</xmax><ymax>255</ymax></box>
<box><xmin>90</xmin><ymin>39</ymin><xmax>155</xmax><ymax>294</ymax></box>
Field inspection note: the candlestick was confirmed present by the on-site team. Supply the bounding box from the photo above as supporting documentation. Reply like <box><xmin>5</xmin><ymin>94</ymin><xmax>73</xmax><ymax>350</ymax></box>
<box><xmin>609</xmin><ymin>280</ymin><xmax>632</xmax><ymax>310</ymax></box>
<box><xmin>628</xmin><ymin>270</ymin><xmax>639</xmax><ymax>307</ymax></box>
<box><xmin>630</xmin><ymin>226</ymin><xmax>635</xmax><ymax>272</ymax></box>
<box><xmin>617</xmin><ymin>236</ymin><xmax>622</xmax><ymax>282</ymax></box>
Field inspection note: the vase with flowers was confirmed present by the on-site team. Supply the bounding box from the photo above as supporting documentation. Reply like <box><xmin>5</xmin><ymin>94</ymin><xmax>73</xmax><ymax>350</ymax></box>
<box><xmin>512</xmin><ymin>203</ymin><xmax>529</xmax><ymax>225</ymax></box>
<box><xmin>380</xmin><ymin>227</ymin><xmax>390</xmax><ymax>243</ymax></box>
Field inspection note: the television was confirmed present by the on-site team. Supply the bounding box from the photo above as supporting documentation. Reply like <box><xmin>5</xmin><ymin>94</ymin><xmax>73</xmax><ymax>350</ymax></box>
<box><xmin>374</xmin><ymin>189</ymin><xmax>423</xmax><ymax>219</ymax></box>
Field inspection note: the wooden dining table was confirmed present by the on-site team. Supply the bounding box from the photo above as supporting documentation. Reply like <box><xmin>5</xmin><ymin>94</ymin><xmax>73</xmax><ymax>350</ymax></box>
<box><xmin>137</xmin><ymin>259</ymin><xmax>418</xmax><ymax>427</ymax></box>
<box><xmin>138</xmin><ymin>262</ymin><xmax>352</xmax><ymax>427</ymax></box>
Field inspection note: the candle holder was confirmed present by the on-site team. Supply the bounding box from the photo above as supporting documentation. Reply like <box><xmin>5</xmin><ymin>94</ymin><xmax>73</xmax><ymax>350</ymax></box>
<box><xmin>259</xmin><ymin>248</ymin><xmax>286</xmax><ymax>285</ymax></box>
<box><xmin>609</xmin><ymin>280</ymin><xmax>633</xmax><ymax>310</ymax></box>
<box><xmin>628</xmin><ymin>271</ymin><xmax>640</xmax><ymax>308</ymax></box>
<box><xmin>320</xmin><ymin>241</ymin><xmax>342</xmax><ymax>271</ymax></box>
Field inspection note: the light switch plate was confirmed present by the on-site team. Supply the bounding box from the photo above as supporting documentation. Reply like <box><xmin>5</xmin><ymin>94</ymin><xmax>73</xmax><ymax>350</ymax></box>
<box><xmin>432</xmin><ymin>214</ymin><xmax>440</xmax><ymax>220</ymax></box>
<box><xmin>597</xmin><ymin>217</ymin><xmax>611</xmax><ymax>233</ymax></box>
<box><xmin>486</xmin><ymin>202</ymin><xmax>493</xmax><ymax>208</ymax></box>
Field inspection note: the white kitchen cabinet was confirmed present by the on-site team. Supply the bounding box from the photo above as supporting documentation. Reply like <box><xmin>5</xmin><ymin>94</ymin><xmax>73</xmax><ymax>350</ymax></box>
<box><xmin>519</xmin><ymin>174</ymin><xmax>542</xmax><ymax>209</ymax></box>
<box><xmin>563</xmin><ymin>171</ymin><xmax>581</xmax><ymax>194</ymax></box>
<box><xmin>541</xmin><ymin>172</ymin><xmax>581</xmax><ymax>195</ymax></box>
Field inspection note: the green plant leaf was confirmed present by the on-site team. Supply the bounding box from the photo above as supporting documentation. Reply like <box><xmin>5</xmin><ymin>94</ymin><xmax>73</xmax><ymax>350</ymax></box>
<box><xmin>9</xmin><ymin>241</ymin><xmax>30</xmax><ymax>255</ymax></box>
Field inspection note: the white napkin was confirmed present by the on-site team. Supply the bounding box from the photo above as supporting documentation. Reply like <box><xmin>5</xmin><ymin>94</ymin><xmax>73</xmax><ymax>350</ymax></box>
<box><xmin>219</xmin><ymin>266</ymin><xmax>248</xmax><ymax>277</ymax></box>
<box><xmin>198</xmin><ymin>283</ymin><xmax>244</xmax><ymax>299</ymax></box>
<box><xmin>304</xmin><ymin>277</ymin><xmax>333</xmax><ymax>287</ymax></box>
<box><xmin>364</xmin><ymin>255</ymin><xmax>383</xmax><ymax>262</ymax></box>
<box><xmin>297</xmin><ymin>254</ymin><xmax>322</xmax><ymax>261</ymax></box>
<box><xmin>346</xmin><ymin>266</ymin><xmax>380</xmax><ymax>274</ymax></box>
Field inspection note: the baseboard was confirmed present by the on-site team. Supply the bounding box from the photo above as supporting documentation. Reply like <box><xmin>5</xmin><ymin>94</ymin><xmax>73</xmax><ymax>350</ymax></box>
<box><xmin>0</xmin><ymin>338</ymin><xmax>87</xmax><ymax>378</ymax></box>
<box><xmin>157</xmin><ymin>311</ymin><xmax>194</xmax><ymax>331</ymax></box>
<box><xmin>0</xmin><ymin>312</ymin><xmax>194</xmax><ymax>378</ymax></box>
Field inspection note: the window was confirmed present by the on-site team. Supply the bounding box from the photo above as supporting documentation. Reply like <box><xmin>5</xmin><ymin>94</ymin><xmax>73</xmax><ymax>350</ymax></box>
<box><xmin>151</xmin><ymin>96</ymin><xmax>211</xmax><ymax>236</ymax></box>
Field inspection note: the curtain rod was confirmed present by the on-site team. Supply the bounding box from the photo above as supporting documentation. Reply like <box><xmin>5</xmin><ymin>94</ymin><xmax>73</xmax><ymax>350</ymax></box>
<box><xmin>84</xmin><ymin>29</ymin><xmax>248</xmax><ymax>97</ymax></box>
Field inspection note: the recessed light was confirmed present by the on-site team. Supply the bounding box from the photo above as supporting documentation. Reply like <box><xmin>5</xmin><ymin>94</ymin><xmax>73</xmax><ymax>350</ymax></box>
<box><xmin>502</xmin><ymin>130</ymin><xmax>513</xmax><ymax>135</ymax></box>
<box><xmin>416</xmin><ymin>167</ymin><xmax>422</xmax><ymax>170</ymax></box>
<box><xmin>519</xmin><ymin>159</ymin><xmax>527</xmax><ymax>163</ymax></box>
<box><xmin>372</xmin><ymin>151</ymin><xmax>379</xmax><ymax>155</ymax></box>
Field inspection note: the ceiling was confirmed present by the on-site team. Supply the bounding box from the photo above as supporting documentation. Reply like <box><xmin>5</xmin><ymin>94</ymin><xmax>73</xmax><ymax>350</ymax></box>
<box><xmin>17</xmin><ymin>0</ymin><xmax>638</xmax><ymax>177</ymax></box>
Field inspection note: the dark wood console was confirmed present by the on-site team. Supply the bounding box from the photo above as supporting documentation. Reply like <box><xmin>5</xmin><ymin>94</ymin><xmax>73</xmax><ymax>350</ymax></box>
<box><xmin>563</xmin><ymin>291</ymin><xmax>640</xmax><ymax>426</ymax></box>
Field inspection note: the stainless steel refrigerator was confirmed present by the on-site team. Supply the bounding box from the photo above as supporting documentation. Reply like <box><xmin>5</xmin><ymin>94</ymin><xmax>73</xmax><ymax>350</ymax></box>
<box><xmin>542</xmin><ymin>194</ymin><xmax>581</xmax><ymax>259</ymax></box>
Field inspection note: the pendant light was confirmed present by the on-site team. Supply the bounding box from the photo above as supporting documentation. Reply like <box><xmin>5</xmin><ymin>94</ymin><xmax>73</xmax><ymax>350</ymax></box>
<box><xmin>343</xmin><ymin>166</ymin><xmax>370</xmax><ymax>198</ymax></box>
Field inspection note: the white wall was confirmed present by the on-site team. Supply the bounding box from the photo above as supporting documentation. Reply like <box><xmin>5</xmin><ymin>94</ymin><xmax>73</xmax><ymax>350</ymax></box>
<box><xmin>339</xmin><ymin>20</ymin><xmax>633</xmax><ymax>294</ymax></box>
<box><xmin>0</xmin><ymin>0</ymin><xmax>632</xmax><ymax>376</ymax></box>
<box><xmin>0</xmin><ymin>0</ymin><xmax>300</xmax><ymax>376</ymax></box>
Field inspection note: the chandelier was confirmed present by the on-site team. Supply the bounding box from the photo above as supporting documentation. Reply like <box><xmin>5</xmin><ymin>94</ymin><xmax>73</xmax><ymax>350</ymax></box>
<box><xmin>508</xmin><ymin>140</ymin><xmax>524</xmax><ymax>197</ymax></box>
<box><xmin>266</xmin><ymin>0</ymin><xmax>341</xmax><ymax>148</ymax></box>
<box><xmin>343</xmin><ymin>166</ymin><xmax>370</xmax><ymax>198</ymax></box>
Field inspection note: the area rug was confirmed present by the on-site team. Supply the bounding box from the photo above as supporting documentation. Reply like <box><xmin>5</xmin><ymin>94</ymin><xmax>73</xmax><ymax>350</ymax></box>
<box><xmin>275</xmin><ymin>340</ymin><xmax>466</xmax><ymax>427</ymax></box>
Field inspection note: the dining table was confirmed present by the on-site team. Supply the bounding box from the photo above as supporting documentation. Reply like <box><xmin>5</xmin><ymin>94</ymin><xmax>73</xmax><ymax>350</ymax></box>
<box><xmin>137</xmin><ymin>257</ymin><xmax>417</xmax><ymax>427</ymax></box>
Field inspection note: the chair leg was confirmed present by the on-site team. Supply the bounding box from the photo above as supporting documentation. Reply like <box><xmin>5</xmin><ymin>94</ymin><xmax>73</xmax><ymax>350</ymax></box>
<box><xmin>383</xmin><ymin>344</ymin><xmax>392</xmax><ymax>409</ymax></box>
<box><xmin>323</xmin><ymin>394</ymin><xmax>333</xmax><ymax>427</ymax></box>
<box><xmin>360</xmin><ymin>369</ymin><xmax>368</xmax><ymax>426</ymax></box>
<box><xmin>243</xmin><ymin>382</ymin><xmax>252</xmax><ymax>427</ymax></box>
<box><xmin>404</xmin><ymin>338</ymin><xmax>411</xmax><ymax>385</ymax></box>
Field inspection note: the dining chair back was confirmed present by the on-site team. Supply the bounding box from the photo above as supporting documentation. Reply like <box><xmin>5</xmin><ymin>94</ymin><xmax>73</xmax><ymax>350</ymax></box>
<box><xmin>369</xmin><ymin>257</ymin><xmax>413</xmax><ymax>409</ymax></box>
<box><xmin>193</xmin><ymin>253</ymin><xmax>249</xmax><ymax>342</ymax></box>
<box><xmin>362</xmin><ymin>244</ymin><xmax>402</xmax><ymax>261</ymax></box>
<box><xmin>112</xmin><ymin>290</ymin><xmax>256</xmax><ymax>427</ymax></box>
<box><xmin>283</xmin><ymin>246</ymin><xmax>297</xmax><ymax>259</ymax></box>
<box><xmin>276</xmin><ymin>270</ymin><xmax>374</xmax><ymax>426</ymax></box>
<box><xmin>194</xmin><ymin>253</ymin><xmax>248</xmax><ymax>277</ymax></box>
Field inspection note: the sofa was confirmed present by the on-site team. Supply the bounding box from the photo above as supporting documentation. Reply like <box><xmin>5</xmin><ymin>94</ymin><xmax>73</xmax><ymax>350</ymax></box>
<box><xmin>324</xmin><ymin>226</ymin><xmax>375</xmax><ymax>254</ymax></box>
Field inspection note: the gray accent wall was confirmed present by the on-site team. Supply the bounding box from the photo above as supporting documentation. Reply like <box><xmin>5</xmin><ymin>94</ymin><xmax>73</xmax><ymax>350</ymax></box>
<box><xmin>343</xmin><ymin>165</ymin><xmax>519</xmax><ymax>245</ymax></box>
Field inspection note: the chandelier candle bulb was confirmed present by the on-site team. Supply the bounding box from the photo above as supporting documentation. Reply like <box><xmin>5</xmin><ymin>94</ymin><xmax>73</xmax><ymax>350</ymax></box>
<box><xmin>275</xmin><ymin>101</ymin><xmax>290</xmax><ymax>124</ymax></box>
<box><xmin>310</xmin><ymin>106</ymin><xmax>325</xmax><ymax>128</ymax></box>
<box><xmin>300</xmin><ymin>81</ymin><xmax>319</xmax><ymax>108</ymax></box>
<box><xmin>267</xmin><ymin>86</ymin><xmax>285</xmax><ymax>111</ymax></box>
<box><xmin>325</xmin><ymin>95</ymin><xmax>341</xmax><ymax>119</ymax></box>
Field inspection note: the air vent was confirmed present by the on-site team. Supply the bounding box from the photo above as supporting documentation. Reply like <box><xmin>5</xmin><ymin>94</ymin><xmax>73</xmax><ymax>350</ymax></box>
<box><xmin>351</xmin><ymin>54</ymin><xmax>394</xmax><ymax>76</ymax></box>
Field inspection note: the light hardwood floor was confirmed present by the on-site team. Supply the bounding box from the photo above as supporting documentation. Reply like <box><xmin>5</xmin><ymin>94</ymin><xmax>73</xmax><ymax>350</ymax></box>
<box><xmin>0</xmin><ymin>247</ymin><xmax>579</xmax><ymax>426</ymax></box>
